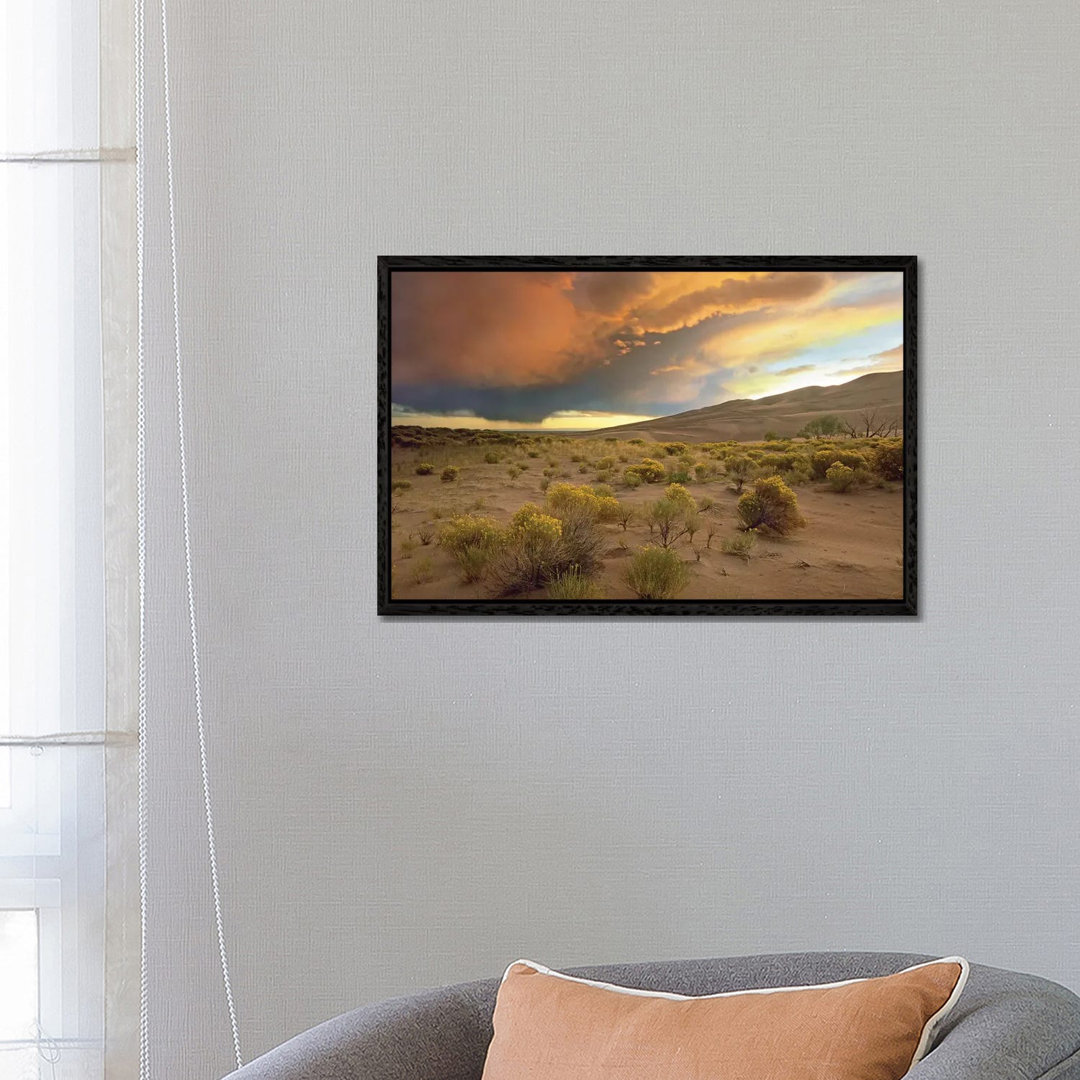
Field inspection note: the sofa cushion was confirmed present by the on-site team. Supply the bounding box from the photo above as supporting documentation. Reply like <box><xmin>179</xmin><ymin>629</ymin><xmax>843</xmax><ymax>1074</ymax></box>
<box><xmin>481</xmin><ymin>956</ymin><xmax>968</xmax><ymax>1080</ymax></box>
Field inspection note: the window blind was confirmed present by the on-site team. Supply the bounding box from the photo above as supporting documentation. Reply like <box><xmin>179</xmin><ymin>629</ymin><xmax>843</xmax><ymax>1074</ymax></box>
<box><xmin>2</xmin><ymin>2</ymin><xmax>138</xmax><ymax>1077</ymax></box>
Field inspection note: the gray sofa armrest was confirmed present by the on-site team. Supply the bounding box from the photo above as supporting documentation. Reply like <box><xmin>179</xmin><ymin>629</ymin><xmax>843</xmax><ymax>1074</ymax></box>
<box><xmin>223</xmin><ymin>979</ymin><xmax>496</xmax><ymax>1080</ymax></box>
<box><xmin>909</xmin><ymin>965</ymin><xmax>1080</xmax><ymax>1080</ymax></box>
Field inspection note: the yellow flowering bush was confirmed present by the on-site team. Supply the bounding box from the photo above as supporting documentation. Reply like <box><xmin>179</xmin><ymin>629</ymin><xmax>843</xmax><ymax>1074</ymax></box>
<box><xmin>736</xmin><ymin>476</ymin><xmax>806</xmax><ymax>535</ymax></box>
<box><xmin>623</xmin><ymin>458</ymin><xmax>666</xmax><ymax>484</ymax></box>
<box><xmin>663</xmin><ymin>483</ymin><xmax>696</xmax><ymax>509</ymax></box>
<box><xmin>595</xmin><ymin>495</ymin><xmax>623</xmax><ymax>523</ymax></box>
<box><xmin>508</xmin><ymin>504</ymin><xmax>563</xmax><ymax>544</ymax></box>
<box><xmin>438</xmin><ymin>515</ymin><xmax>505</xmax><ymax>555</ymax></box>
<box><xmin>811</xmin><ymin>448</ymin><xmax>867</xmax><ymax>478</ymax></box>
<box><xmin>825</xmin><ymin>462</ymin><xmax>856</xmax><ymax>492</ymax></box>
<box><xmin>545</xmin><ymin>482</ymin><xmax>598</xmax><ymax>516</ymax></box>
<box><xmin>872</xmin><ymin>440</ymin><xmax>903</xmax><ymax>480</ymax></box>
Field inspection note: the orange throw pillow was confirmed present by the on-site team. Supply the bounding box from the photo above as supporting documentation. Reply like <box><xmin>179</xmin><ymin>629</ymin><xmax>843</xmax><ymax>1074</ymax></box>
<box><xmin>481</xmin><ymin>957</ymin><xmax>968</xmax><ymax>1080</ymax></box>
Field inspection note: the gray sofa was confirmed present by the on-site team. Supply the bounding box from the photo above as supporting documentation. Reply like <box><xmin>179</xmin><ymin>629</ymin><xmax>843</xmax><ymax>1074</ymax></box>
<box><xmin>224</xmin><ymin>952</ymin><xmax>1080</xmax><ymax>1079</ymax></box>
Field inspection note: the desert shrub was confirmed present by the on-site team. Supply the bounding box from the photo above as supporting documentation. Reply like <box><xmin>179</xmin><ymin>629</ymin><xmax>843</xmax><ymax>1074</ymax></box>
<box><xmin>660</xmin><ymin>442</ymin><xmax>688</xmax><ymax>456</ymax></box>
<box><xmin>698</xmin><ymin>495</ymin><xmax>716</xmax><ymax>512</ymax></box>
<box><xmin>625</xmin><ymin>546</ymin><xmax>689</xmax><ymax>599</ymax></box>
<box><xmin>725</xmin><ymin>456</ymin><xmax>753</xmax><ymax>493</ymax></box>
<box><xmin>409</xmin><ymin>557</ymin><xmax>435</xmax><ymax>585</ymax></box>
<box><xmin>546</xmin><ymin>570</ymin><xmax>604</xmax><ymax>600</ymax></box>
<box><xmin>548</xmin><ymin>459</ymin><xmax>560</xmax><ymax>468</ymax></box>
<box><xmin>392</xmin><ymin>480</ymin><xmax>412</xmax><ymax>493</ymax></box>
<box><xmin>595</xmin><ymin>468</ymin><xmax>614</xmax><ymax>484</ymax></box>
<box><xmin>810</xmin><ymin>448</ymin><xmax>840</xmax><ymax>478</ymax></box>
<box><xmin>508</xmin><ymin>504</ymin><xmax>563</xmax><ymax>545</ymax></box>
<box><xmin>595</xmin><ymin>496</ymin><xmax>623</xmax><ymax>524</ymax></box>
<box><xmin>507</xmin><ymin>464</ymin><xmax>523</xmax><ymax>479</ymax></box>
<box><xmin>543</xmin><ymin>483</ymin><xmax>619</xmax><ymax>526</ymax></box>
<box><xmin>577</xmin><ymin>463</ymin><xmax>590</xmax><ymax>474</ymax></box>
<box><xmin>483</xmin><ymin>450</ymin><xmax>501</xmax><ymax>464</ymax></box>
<box><xmin>457</xmin><ymin>545</ymin><xmax>494</xmax><ymax>583</ymax></box>
<box><xmin>487</xmin><ymin>541</ymin><xmax>559</xmax><ymax>595</ymax></box>
<box><xmin>623</xmin><ymin>471</ymin><xmax>643</xmax><ymax>489</ymax></box>
<box><xmin>761</xmin><ymin>452</ymin><xmax>800</xmax><ymax>473</ymax></box>
<box><xmin>628</xmin><ymin>438</ymin><xmax>647</xmax><ymax>446</ymax></box>
<box><xmin>624</xmin><ymin>457</ymin><xmax>666</xmax><ymax>484</ymax></box>
<box><xmin>763</xmin><ymin>430</ymin><xmax>780</xmax><ymax>442</ymax></box>
<box><xmin>488</xmin><ymin>507</ymin><xmax>602</xmax><ymax>595</ymax></box>
<box><xmin>721</xmin><ymin>531</ymin><xmax>756</xmax><ymax>561</ymax></box>
<box><xmin>811</xmin><ymin>448</ymin><xmax>867</xmax><ymax>478</ymax></box>
<box><xmin>837</xmin><ymin>450</ymin><xmax>868</xmax><ymax>470</ymax></box>
<box><xmin>614</xmin><ymin>504</ymin><xmax>635</xmax><ymax>530</ymax></box>
<box><xmin>416</xmin><ymin>526</ymin><xmax>435</xmax><ymax>545</ymax></box>
<box><xmin>543</xmin><ymin>467</ymin><xmax>558</xmax><ymax>478</ymax></box>
<box><xmin>415</xmin><ymin>462</ymin><xmax>435</xmax><ymax>475</ymax></box>
<box><xmin>694</xmin><ymin>462</ymin><xmax>715</xmax><ymax>481</ymax></box>
<box><xmin>591</xmin><ymin>483</ymin><xmax>615</xmax><ymax>498</ymax></box>
<box><xmin>596</xmin><ymin>456</ymin><xmax>615</xmax><ymax>470</ymax></box>
<box><xmin>556</xmin><ymin>509</ymin><xmax>606</xmax><ymax>574</ymax></box>
<box><xmin>664</xmin><ymin>483</ymin><xmax>696</xmax><ymax>509</ymax></box>
<box><xmin>665</xmin><ymin>468</ymin><xmax>692</xmax><ymax>484</ymax></box>
<box><xmin>438</xmin><ymin>514</ymin><xmax>505</xmax><ymax>556</ymax></box>
<box><xmin>527</xmin><ymin>449</ymin><xmax>541</xmax><ymax>458</ymax></box>
<box><xmin>398</xmin><ymin>538</ymin><xmax>416</xmax><ymax>559</ymax></box>
<box><xmin>539</xmin><ymin>477</ymin><xmax>551</xmax><ymax>492</ymax></box>
<box><xmin>736</xmin><ymin>476</ymin><xmax>806</xmax><ymax>535</ymax></box>
<box><xmin>646</xmin><ymin>499</ymin><xmax>692</xmax><ymax>548</ymax></box>
<box><xmin>682</xmin><ymin>509</ymin><xmax>703</xmax><ymax>544</ymax></box>
<box><xmin>570</xmin><ymin>453</ymin><xmax>585</xmax><ymax>463</ymax></box>
<box><xmin>872</xmin><ymin>441</ymin><xmax>903</xmax><ymax>480</ymax></box>
<box><xmin>440</xmin><ymin>466</ymin><xmax>459</xmax><ymax>483</ymax></box>
<box><xmin>546</xmin><ymin>482</ymin><xmax>598</xmax><ymax>516</ymax></box>
<box><xmin>782</xmin><ymin>466</ymin><xmax>812</xmax><ymax>486</ymax></box>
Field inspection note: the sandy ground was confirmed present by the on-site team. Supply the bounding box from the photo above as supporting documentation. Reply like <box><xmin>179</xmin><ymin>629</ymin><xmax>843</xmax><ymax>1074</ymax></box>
<box><xmin>388</xmin><ymin>443</ymin><xmax>903</xmax><ymax>602</ymax></box>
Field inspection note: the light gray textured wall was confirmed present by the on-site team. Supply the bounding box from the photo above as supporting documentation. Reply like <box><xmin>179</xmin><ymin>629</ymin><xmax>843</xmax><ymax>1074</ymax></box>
<box><xmin>139</xmin><ymin>2</ymin><xmax>1080</xmax><ymax>1076</ymax></box>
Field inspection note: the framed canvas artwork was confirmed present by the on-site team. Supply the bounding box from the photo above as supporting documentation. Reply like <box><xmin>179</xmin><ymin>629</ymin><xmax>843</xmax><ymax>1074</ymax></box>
<box><xmin>378</xmin><ymin>256</ymin><xmax>916</xmax><ymax>616</ymax></box>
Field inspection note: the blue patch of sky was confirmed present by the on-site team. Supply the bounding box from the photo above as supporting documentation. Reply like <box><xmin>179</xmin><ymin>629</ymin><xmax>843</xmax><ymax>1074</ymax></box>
<box><xmin>765</xmin><ymin>321</ymin><xmax>903</xmax><ymax>375</ymax></box>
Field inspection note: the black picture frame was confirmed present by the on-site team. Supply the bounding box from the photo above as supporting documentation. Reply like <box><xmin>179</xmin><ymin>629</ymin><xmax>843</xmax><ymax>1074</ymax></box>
<box><xmin>378</xmin><ymin>255</ymin><xmax>916</xmax><ymax>617</ymax></box>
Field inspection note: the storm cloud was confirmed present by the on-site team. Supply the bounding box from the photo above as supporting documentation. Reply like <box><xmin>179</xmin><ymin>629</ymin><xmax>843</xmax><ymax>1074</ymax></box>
<box><xmin>390</xmin><ymin>269</ymin><xmax>903</xmax><ymax>426</ymax></box>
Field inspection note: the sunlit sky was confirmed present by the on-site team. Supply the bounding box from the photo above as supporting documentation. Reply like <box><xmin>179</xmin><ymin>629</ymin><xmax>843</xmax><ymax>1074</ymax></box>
<box><xmin>391</xmin><ymin>269</ymin><xmax>903</xmax><ymax>430</ymax></box>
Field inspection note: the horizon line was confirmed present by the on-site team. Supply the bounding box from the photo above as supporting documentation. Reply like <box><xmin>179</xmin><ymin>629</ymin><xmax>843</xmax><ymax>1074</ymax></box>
<box><xmin>391</xmin><ymin>367</ymin><xmax>902</xmax><ymax>432</ymax></box>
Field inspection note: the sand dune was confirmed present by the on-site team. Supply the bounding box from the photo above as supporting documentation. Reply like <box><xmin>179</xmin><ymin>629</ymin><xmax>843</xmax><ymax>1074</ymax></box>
<box><xmin>588</xmin><ymin>371</ymin><xmax>903</xmax><ymax>443</ymax></box>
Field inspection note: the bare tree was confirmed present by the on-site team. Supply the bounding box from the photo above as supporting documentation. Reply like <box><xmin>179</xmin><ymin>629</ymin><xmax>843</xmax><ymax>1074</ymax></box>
<box><xmin>842</xmin><ymin>409</ymin><xmax>901</xmax><ymax>437</ymax></box>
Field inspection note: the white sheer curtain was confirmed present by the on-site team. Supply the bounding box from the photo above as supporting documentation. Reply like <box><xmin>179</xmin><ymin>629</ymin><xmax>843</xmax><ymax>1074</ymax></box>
<box><xmin>1</xmin><ymin>2</ymin><xmax>137</xmax><ymax>1078</ymax></box>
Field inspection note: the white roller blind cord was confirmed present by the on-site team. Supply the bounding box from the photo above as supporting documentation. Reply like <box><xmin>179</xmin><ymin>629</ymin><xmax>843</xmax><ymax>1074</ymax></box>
<box><xmin>134</xmin><ymin>0</ymin><xmax>244</xmax><ymax>1072</ymax></box>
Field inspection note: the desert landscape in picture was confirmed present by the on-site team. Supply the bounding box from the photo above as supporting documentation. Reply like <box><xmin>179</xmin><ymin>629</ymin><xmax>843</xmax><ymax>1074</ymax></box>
<box><xmin>387</xmin><ymin>268</ymin><xmax>906</xmax><ymax>603</ymax></box>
